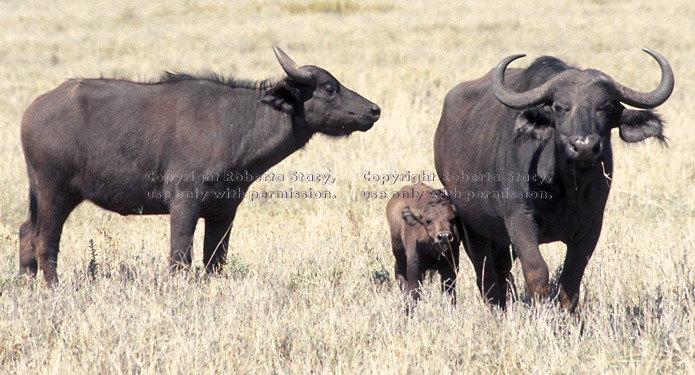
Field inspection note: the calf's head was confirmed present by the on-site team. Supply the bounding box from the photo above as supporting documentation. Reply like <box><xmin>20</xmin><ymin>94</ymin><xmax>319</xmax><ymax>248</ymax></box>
<box><xmin>264</xmin><ymin>46</ymin><xmax>381</xmax><ymax>136</ymax></box>
<box><xmin>402</xmin><ymin>194</ymin><xmax>458</xmax><ymax>254</ymax></box>
<box><xmin>493</xmin><ymin>49</ymin><xmax>674</xmax><ymax>171</ymax></box>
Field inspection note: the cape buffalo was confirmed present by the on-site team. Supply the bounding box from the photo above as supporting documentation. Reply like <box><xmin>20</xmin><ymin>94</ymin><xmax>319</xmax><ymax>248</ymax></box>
<box><xmin>434</xmin><ymin>49</ymin><xmax>673</xmax><ymax>311</ymax></box>
<box><xmin>386</xmin><ymin>183</ymin><xmax>460</xmax><ymax>302</ymax></box>
<box><xmin>19</xmin><ymin>46</ymin><xmax>381</xmax><ymax>285</ymax></box>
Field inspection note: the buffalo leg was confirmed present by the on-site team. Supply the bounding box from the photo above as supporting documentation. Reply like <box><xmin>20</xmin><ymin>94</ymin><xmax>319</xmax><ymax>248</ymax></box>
<box><xmin>391</xmin><ymin>237</ymin><xmax>408</xmax><ymax>293</ymax></box>
<box><xmin>202</xmin><ymin>215</ymin><xmax>235</xmax><ymax>273</ymax></box>
<box><xmin>558</xmin><ymin>222</ymin><xmax>601</xmax><ymax>312</ymax></box>
<box><xmin>438</xmin><ymin>260</ymin><xmax>457</xmax><ymax>304</ymax></box>
<box><xmin>394</xmin><ymin>261</ymin><xmax>408</xmax><ymax>293</ymax></box>
<box><xmin>19</xmin><ymin>219</ymin><xmax>38</xmax><ymax>276</ymax></box>
<box><xmin>19</xmin><ymin>172</ymin><xmax>39</xmax><ymax>276</ymax></box>
<box><xmin>463</xmin><ymin>230</ymin><xmax>502</xmax><ymax>305</ymax></box>
<box><xmin>169</xmin><ymin>201</ymin><xmax>199</xmax><ymax>271</ymax></box>
<box><xmin>506</xmin><ymin>213</ymin><xmax>549</xmax><ymax>302</ymax></box>
<box><xmin>405</xmin><ymin>252</ymin><xmax>425</xmax><ymax>300</ymax></box>
<box><xmin>33</xmin><ymin>190</ymin><xmax>80</xmax><ymax>286</ymax></box>
<box><xmin>492</xmin><ymin>243</ymin><xmax>514</xmax><ymax>308</ymax></box>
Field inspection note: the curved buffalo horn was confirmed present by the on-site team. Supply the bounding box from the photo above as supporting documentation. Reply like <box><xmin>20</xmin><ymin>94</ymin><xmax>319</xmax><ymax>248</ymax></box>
<box><xmin>610</xmin><ymin>49</ymin><xmax>674</xmax><ymax>109</ymax></box>
<box><xmin>272</xmin><ymin>46</ymin><xmax>314</xmax><ymax>85</ymax></box>
<box><xmin>492</xmin><ymin>54</ymin><xmax>559</xmax><ymax>110</ymax></box>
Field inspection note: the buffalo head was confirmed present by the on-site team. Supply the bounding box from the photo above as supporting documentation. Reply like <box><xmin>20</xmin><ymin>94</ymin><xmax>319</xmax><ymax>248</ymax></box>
<box><xmin>266</xmin><ymin>46</ymin><xmax>381</xmax><ymax>136</ymax></box>
<box><xmin>492</xmin><ymin>49</ymin><xmax>674</xmax><ymax>170</ymax></box>
<box><xmin>402</xmin><ymin>194</ymin><xmax>458</xmax><ymax>254</ymax></box>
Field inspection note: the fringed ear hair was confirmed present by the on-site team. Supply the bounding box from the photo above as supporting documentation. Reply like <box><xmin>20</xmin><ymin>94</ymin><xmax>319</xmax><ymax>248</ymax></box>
<box><xmin>261</xmin><ymin>82</ymin><xmax>302</xmax><ymax>114</ymax></box>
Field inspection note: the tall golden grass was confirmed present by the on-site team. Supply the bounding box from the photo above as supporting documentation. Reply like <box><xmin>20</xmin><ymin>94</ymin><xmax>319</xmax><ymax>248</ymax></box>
<box><xmin>1</xmin><ymin>0</ymin><xmax>694</xmax><ymax>373</ymax></box>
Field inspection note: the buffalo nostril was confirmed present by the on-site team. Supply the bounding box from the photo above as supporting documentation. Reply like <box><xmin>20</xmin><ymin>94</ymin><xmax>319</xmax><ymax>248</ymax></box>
<box><xmin>592</xmin><ymin>143</ymin><xmax>601</xmax><ymax>157</ymax></box>
<box><xmin>436</xmin><ymin>232</ymin><xmax>453</xmax><ymax>242</ymax></box>
<box><xmin>371</xmin><ymin>105</ymin><xmax>381</xmax><ymax>117</ymax></box>
<box><xmin>569</xmin><ymin>135</ymin><xmax>601</xmax><ymax>159</ymax></box>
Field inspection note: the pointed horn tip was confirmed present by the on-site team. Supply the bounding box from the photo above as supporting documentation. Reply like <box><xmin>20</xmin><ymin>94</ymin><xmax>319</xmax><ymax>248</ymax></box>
<box><xmin>272</xmin><ymin>45</ymin><xmax>284</xmax><ymax>58</ymax></box>
<box><xmin>640</xmin><ymin>49</ymin><xmax>672</xmax><ymax>69</ymax></box>
<box><xmin>494</xmin><ymin>54</ymin><xmax>526</xmax><ymax>80</ymax></box>
<box><xmin>502</xmin><ymin>54</ymin><xmax>527</xmax><ymax>63</ymax></box>
<box><xmin>495</xmin><ymin>54</ymin><xmax>527</xmax><ymax>72</ymax></box>
<box><xmin>641</xmin><ymin>48</ymin><xmax>663</xmax><ymax>59</ymax></box>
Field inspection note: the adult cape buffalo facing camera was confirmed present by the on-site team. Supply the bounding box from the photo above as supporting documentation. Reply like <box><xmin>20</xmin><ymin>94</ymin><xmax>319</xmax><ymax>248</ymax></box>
<box><xmin>434</xmin><ymin>49</ymin><xmax>673</xmax><ymax>312</ymax></box>
<box><xmin>19</xmin><ymin>46</ymin><xmax>381</xmax><ymax>285</ymax></box>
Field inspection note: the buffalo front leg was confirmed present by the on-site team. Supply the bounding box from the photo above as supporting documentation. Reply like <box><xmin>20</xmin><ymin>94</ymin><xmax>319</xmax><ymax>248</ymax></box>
<box><xmin>405</xmin><ymin>252</ymin><xmax>426</xmax><ymax>301</ymax></box>
<box><xmin>169</xmin><ymin>201</ymin><xmax>200</xmax><ymax>271</ymax></box>
<box><xmin>558</xmin><ymin>221</ymin><xmax>602</xmax><ymax>312</ymax></box>
<box><xmin>391</xmin><ymin>238</ymin><xmax>409</xmax><ymax>293</ymax></box>
<box><xmin>202</xmin><ymin>216</ymin><xmax>235</xmax><ymax>273</ymax></box>
<box><xmin>506</xmin><ymin>213</ymin><xmax>549</xmax><ymax>303</ymax></box>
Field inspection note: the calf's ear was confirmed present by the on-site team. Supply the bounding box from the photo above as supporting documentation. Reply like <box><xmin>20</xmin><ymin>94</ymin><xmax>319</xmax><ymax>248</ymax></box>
<box><xmin>261</xmin><ymin>82</ymin><xmax>302</xmax><ymax>114</ymax></box>
<box><xmin>617</xmin><ymin>109</ymin><xmax>667</xmax><ymax>144</ymax></box>
<box><xmin>514</xmin><ymin>105</ymin><xmax>553</xmax><ymax>141</ymax></box>
<box><xmin>432</xmin><ymin>189</ymin><xmax>448</xmax><ymax>200</ymax></box>
<box><xmin>402</xmin><ymin>206</ymin><xmax>421</xmax><ymax>226</ymax></box>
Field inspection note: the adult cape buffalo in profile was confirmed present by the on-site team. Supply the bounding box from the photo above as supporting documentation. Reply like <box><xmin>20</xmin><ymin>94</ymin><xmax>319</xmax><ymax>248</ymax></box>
<box><xmin>434</xmin><ymin>49</ymin><xmax>673</xmax><ymax>312</ymax></box>
<box><xmin>20</xmin><ymin>46</ymin><xmax>381</xmax><ymax>285</ymax></box>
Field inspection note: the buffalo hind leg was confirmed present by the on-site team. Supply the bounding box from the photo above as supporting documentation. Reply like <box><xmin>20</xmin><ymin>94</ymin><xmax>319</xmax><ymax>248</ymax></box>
<box><xmin>19</xmin><ymin>178</ymin><xmax>39</xmax><ymax>276</ymax></box>
<box><xmin>19</xmin><ymin>220</ymin><xmax>38</xmax><ymax>276</ymax></box>
<box><xmin>464</xmin><ymin>230</ymin><xmax>503</xmax><ymax>306</ymax></box>
<box><xmin>34</xmin><ymin>192</ymin><xmax>80</xmax><ymax>286</ymax></box>
<box><xmin>492</xmin><ymin>243</ymin><xmax>514</xmax><ymax>308</ymax></box>
<box><xmin>169</xmin><ymin>201</ymin><xmax>199</xmax><ymax>271</ymax></box>
<box><xmin>202</xmin><ymin>216</ymin><xmax>235</xmax><ymax>273</ymax></box>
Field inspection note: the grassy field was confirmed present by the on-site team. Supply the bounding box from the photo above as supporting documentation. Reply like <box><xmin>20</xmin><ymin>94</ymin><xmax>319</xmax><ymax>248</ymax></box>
<box><xmin>1</xmin><ymin>0</ymin><xmax>694</xmax><ymax>373</ymax></box>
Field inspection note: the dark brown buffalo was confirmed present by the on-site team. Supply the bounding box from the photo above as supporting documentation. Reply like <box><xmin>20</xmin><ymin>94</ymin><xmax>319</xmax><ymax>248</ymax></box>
<box><xmin>434</xmin><ymin>49</ymin><xmax>674</xmax><ymax>311</ymax></box>
<box><xmin>386</xmin><ymin>183</ymin><xmax>460</xmax><ymax>302</ymax></box>
<box><xmin>19</xmin><ymin>46</ymin><xmax>380</xmax><ymax>285</ymax></box>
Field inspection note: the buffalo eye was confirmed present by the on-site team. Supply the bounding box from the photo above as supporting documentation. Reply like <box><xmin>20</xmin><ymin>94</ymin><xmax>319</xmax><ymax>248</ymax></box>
<box><xmin>324</xmin><ymin>85</ymin><xmax>336</xmax><ymax>95</ymax></box>
<box><xmin>597</xmin><ymin>102</ymin><xmax>615</xmax><ymax>114</ymax></box>
<box><xmin>553</xmin><ymin>104</ymin><xmax>567</xmax><ymax>116</ymax></box>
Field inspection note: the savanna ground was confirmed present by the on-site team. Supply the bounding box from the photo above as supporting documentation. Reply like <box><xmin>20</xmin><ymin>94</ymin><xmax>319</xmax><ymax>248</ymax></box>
<box><xmin>1</xmin><ymin>0</ymin><xmax>694</xmax><ymax>373</ymax></box>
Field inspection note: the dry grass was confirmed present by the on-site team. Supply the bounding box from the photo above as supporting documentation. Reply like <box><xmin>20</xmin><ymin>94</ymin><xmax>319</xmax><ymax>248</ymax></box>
<box><xmin>1</xmin><ymin>0</ymin><xmax>695</xmax><ymax>373</ymax></box>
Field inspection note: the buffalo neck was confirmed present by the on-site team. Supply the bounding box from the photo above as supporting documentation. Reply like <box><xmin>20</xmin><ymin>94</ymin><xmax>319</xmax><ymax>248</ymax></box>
<box><xmin>227</xmin><ymin>88</ymin><xmax>314</xmax><ymax>177</ymax></box>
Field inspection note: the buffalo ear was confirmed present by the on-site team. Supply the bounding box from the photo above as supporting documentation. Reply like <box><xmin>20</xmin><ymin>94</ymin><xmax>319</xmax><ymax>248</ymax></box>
<box><xmin>402</xmin><ymin>206</ymin><xmax>421</xmax><ymax>226</ymax></box>
<box><xmin>514</xmin><ymin>106</ymin><xmax>553</xmax><ymax>141</ymax></box>
<box><xmin>617</xmin><ymin>109</ymin><xmax>667</xmax><ymax>144</ymax></box>
<box><xmin>432</xmin><ymin>189</ymin><xmax>448</xmax><ymax>200</ymax></box>
<box><xmin>261</xmin><ymin>82</ymin><xmax>302</xmax><ymax>114</ymax></box>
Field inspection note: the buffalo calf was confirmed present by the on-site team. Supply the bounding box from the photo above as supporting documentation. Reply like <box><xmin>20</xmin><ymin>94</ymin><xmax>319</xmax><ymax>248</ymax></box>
<box><xmin>386</xmin><ymin>183</ymin><xmax>460</xmax><ymax>302</ymax></box>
